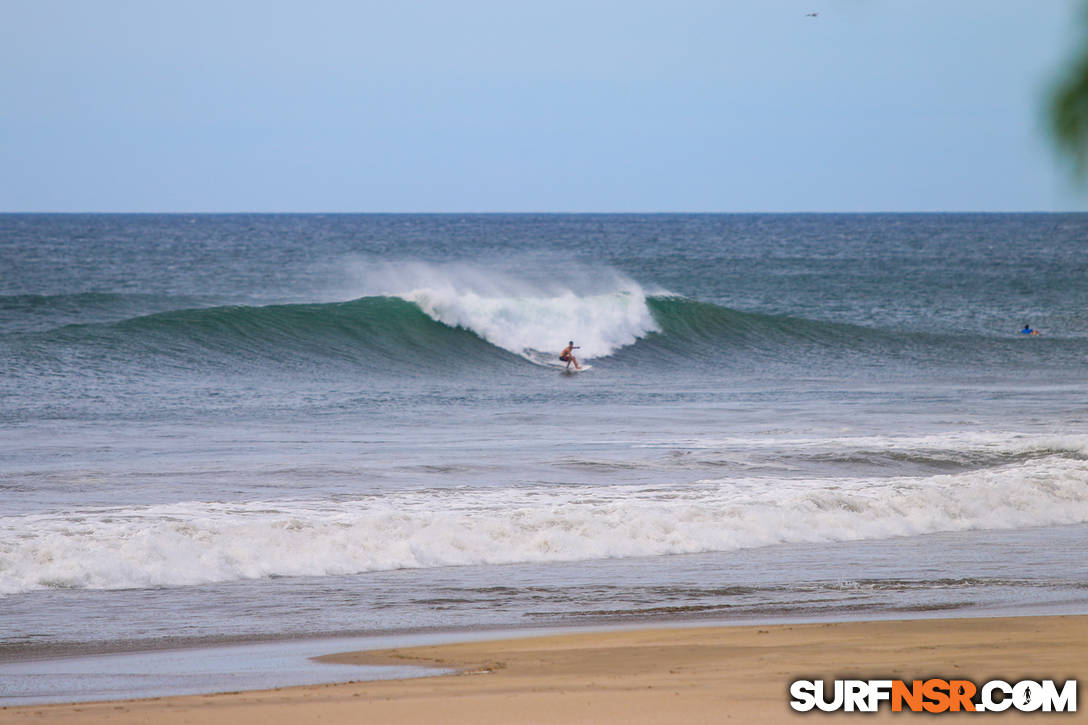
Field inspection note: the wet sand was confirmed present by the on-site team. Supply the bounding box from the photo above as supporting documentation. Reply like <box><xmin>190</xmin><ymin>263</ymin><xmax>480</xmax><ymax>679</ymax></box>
<box><xmin>2</xmin><ymin>615</ymin><xmax>1084</xmax><ymax>724</ymax></box>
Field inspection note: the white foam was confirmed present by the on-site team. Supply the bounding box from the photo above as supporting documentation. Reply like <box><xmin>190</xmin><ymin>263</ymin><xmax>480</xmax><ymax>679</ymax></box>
<box><xmin>3</xmin><ymin>455</ymin><xmax>1087</xmax><ymax>594</ymax></box>
<box><xmin>340</xmin><ymin>259</ymin><xmax>661</xmax><ymax>360</ymax></box>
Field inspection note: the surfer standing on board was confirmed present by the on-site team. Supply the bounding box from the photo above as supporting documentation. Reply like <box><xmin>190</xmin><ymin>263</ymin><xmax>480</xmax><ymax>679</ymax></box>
<box><xmin>559</xmin><ymin>341</ymin><xmax>581</xmax><ymax>370</ymax></box>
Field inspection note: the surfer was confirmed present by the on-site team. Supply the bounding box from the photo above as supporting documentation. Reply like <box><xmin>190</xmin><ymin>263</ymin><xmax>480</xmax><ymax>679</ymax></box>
<box><xmin>1021</xmin><ymin>324</ymin><xmax>1040</xmax><ymax>336</ymax></box>
<box><xmin>559</xmin><ymin>341</ymin><xmax>581</xmax><ymax>370</ymax></box>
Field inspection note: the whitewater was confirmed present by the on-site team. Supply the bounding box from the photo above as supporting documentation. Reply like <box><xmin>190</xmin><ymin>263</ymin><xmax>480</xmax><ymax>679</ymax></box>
<box><xmin>335</xmin><ymin>259</ymin><xmax>664</xmax><ymax>360</ymax></box>
<box><xmin>4</xmin><ymin>446</ymin><xmax>1088</xmax><ymax>595</ymax></box>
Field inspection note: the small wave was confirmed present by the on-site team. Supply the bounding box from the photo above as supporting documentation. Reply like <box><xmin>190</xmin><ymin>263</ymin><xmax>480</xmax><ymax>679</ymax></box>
<box><xmin>643</xmin><ymin>431</ymin><xmax>1088</xmax><ymax>463</ymax></box>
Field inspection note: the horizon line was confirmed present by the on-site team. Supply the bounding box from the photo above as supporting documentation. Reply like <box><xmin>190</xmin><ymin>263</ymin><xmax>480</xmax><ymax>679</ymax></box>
<box><xmin>2</xmin><ymin>209</ymin><xmax>1086</xmax><ymax>215</ymax></box>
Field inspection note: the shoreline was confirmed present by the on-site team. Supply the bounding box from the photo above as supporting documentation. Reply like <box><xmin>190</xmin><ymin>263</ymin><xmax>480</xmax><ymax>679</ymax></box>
<box><xmin>2</xmin><ymin>614</ymin><xmax>1084</xmax><ymax>723</ymax></box>
<box><xmin>6</xmin><ymin>598</ymin><xmax>1084</xmax><ymax>665</ymax></box>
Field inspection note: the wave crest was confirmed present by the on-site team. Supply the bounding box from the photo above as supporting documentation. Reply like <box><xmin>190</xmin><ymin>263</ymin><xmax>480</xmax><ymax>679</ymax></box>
<box><xmin>339</xmin><ymin>260</ymin><xmax>661</xmax><ymax>360</ymax></box>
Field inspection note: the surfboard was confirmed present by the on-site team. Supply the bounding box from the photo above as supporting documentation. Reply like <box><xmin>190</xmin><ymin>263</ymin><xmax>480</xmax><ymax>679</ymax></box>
<box><xmin>560</xmin><ymin>364</ymin><xmax>592</xmax><ymax>374</ymax></box>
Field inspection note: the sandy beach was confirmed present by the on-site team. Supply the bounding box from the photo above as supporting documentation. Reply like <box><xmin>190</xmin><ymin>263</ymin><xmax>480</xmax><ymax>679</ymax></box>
<box><xmin>2</xmin><ymin>615</ymin><xmax>1083</xmax><ymax>724</ymax></box>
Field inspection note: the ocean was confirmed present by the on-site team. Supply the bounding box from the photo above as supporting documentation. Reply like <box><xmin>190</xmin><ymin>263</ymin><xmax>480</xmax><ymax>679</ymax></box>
<box><xmin>2</xmin><ymin>213</ymin><xmax>1087</xmax><ymax>702</ymax></box>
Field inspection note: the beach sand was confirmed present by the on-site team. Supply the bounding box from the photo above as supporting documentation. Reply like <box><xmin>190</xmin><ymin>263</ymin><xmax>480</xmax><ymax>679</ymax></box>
<box><xmin>2</xmin><ymin>615</ymin><xmax>1084</xmax><ymax>724</ymax></box>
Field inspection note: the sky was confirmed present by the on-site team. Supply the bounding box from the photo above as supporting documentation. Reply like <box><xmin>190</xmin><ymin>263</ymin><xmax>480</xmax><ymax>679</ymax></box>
<box><xmin>1</xmin><ymin>0</ymin><xmax>1086</xmax><ymax>212</ymax></box>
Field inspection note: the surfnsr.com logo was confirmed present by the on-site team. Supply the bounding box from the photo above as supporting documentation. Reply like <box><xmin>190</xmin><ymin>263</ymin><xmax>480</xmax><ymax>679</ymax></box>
<box><xmin>789</xmin><ymin>679</ymin><xmax>1077</xmax><ymax>713</ymax></box>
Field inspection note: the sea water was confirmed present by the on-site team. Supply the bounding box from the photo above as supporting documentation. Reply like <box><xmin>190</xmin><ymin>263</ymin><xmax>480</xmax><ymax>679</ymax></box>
<box><xmin>2</xmin><ymin>214</ymin><xmax>1087</xmax><ymax>700</ymax></box>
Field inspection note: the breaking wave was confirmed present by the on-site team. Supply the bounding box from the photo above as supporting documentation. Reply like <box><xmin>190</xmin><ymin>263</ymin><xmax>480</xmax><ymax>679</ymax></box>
<box><xmin>3</xmin><ymin>454</ymin><xmax>1087</xmax><ymax>594</ymax></box>
<box><xmin>3</xmin><ymin>261</ymin><xmax>1080</xmax><ymax>376</ymax></box>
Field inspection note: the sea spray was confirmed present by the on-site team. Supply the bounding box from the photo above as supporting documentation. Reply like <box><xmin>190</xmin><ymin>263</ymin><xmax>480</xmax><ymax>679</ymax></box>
<box><xmin>337</xmin><ymin>259</ymin><xmax>663</xmax><ymax>360</ymax></box>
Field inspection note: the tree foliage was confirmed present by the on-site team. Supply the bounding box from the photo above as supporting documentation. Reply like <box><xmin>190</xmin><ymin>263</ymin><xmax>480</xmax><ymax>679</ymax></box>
<box><xmin>1051</xmin><ymin>7</ymin><xmax>1088</xmax><ymax>174</ymax></box>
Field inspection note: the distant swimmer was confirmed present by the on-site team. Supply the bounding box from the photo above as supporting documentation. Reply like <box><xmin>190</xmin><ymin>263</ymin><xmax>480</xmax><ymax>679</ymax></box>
<box><xmin>805</xmin><ymin>12</ymin><xmax>819</xmax><ymax>17</ymax></box>
<box><xmin>559</xmin><ymin>341</ymin><xmax>581</xmax><ymax>370</ymax></box>
<box><xmin>1021</xmin><ymin>324</ymin><xmax>1040</xmax><ymax>336</ymax></box>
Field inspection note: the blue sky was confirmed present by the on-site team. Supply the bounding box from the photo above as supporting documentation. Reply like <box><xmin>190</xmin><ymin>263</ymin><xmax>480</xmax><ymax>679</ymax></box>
<box><xmin>1</xmin><ymin>0</ymin><xmax>1084</xmax><ymax>212</ymax></box>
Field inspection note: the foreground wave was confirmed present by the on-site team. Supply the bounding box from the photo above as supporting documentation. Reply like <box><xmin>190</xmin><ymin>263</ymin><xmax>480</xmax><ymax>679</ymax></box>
<box><xmin>3</xmin><ymin>452</ymin><xmax>1087</xmax><ymax>594</ymax></box>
